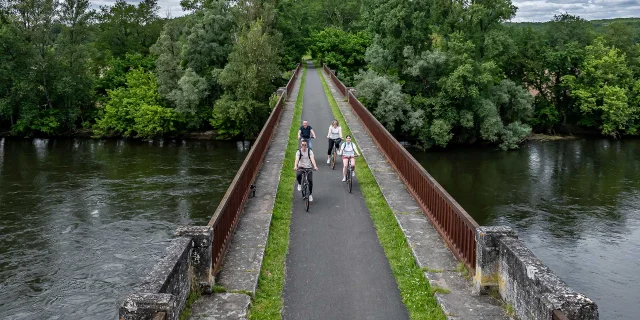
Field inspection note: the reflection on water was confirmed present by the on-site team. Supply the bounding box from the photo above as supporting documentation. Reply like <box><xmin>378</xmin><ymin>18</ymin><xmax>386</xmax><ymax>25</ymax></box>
<box><xmin>412</xmin><ymin>139</ymin><xmax>640</xmax><ymax>320</ymax></box>
<box><xmin>0</xmin><ymin>138</ymin><xmax>246</xmax><ymax>319</ymax></box>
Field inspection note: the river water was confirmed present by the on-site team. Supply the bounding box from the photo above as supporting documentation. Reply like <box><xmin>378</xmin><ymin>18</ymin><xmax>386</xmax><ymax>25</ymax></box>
<box><xmin>412</xmin><ymin>139</ymin><xmax>640</xmax><ymax>320</ymax></box>
<box><xmin>0</xmin><ymin>138</ymin><xmax>246</xmax><ymax>319</ymax></box>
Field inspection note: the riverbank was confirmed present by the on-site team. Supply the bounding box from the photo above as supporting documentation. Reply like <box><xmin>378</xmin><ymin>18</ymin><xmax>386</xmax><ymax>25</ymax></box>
<box><xmin>527</xmin><ymin>133</ymin><xmax>581</xmax><ymax>141</ymax></box>
<box><xmin>0</xmin><ymin>129</ymin><xmax>221</xmax><ymax>141</ymax></box>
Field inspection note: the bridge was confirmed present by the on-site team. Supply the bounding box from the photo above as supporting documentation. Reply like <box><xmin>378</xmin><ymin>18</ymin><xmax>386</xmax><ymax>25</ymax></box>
<box><xmin>118</xmin><ymin>62</ymin><xmax>598</xmax><ymax>320</ymax></box>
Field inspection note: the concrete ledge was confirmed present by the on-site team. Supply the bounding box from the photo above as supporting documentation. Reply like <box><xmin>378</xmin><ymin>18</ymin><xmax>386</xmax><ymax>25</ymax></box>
<box><xmin>189</xmin><ymin>293</ymin><xmax>251</xmax><ymax>320</ymax></box>
<box><xmin>120</xmin><ymin>293</ymin><xmax>177</xmax><ymax>320</ymax></box>
<box><xmin>475</xmin><ymin>226</ymin><xmax>598</xmax><ymax>320</ymax></box>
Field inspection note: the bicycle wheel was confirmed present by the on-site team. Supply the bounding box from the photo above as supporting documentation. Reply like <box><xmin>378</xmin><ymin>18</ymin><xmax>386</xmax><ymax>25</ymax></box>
<box><xmin>348</xmin><ymin>166</ymin><xmax>353</xmax><ymax>193</ymax></box>
<box><xmin>304</xmin><ymin>184</ymin><xmax>310</xmax><ymax>211</ymax></box>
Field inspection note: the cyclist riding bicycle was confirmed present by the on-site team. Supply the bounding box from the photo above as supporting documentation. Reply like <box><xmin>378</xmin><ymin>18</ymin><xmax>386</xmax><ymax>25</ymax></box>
<box><xmin>298</xmin><ymin>120</ymin><xmax>316</xmax><ymax>149</ymax></box>
<box><xmin>339</xmin><ymin>135</ymin><xmax>360</xmax><ymax>181</ymax></box>
<box><xmin>294</xmin><ymin>140</ymin><xmax>319</xmax><ymax>201</ymax></box>
<box><xmin>326</xmin><ymin>119</ymin><xmax>343</xmax><ymax>164</ymax></box>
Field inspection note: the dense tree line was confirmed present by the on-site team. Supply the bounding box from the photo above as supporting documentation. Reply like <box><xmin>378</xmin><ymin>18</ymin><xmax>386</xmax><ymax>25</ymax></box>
<box><xmin>2</xmin><ymin>0</ymin><xmax>639</xmax><ymax>147</ymax></box>
<box><xmin>310</xmin><ymin>2</ymin><xmax>640</xmax><ymax>149</ymax></box>
<box><xmin>0</xmin><ymin>0</ymin><xmax>289</xmax><ymax>139</ymax></box>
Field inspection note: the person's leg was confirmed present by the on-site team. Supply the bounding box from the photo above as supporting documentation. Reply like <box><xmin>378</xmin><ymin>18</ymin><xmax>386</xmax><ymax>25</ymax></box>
<box><xmin>327</xmin><ymin>139</ymin><xmax>332</xmax><ymax>162</ymax></box>
<box><xmin>296</xmin><ymin>170</ymin><xmax>302</xmax><ymax>185</ymax></box>
<box><xmin>307</xmin><ymin>171</ymin><xmax>313</xmax><ymax>194</ymax></box>
<box><xmin>350</xmin><ymin>158</ymin><xmax>356</xmax><ymax>176</ymax></box>
<box><xmin>342</xmin><ymin>157</ymin><xmax>348</xmax><ymax>180</ymax></box>
<box><xmin>308</xmin><ymin>138</ymin><xmax>312</xmax><ymax>149</ymax></box>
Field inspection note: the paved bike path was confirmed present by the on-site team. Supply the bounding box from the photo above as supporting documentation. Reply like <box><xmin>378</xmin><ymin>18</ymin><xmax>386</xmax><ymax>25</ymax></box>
<box><xmin>282</xmin><ymin>62</ymin><xmax>409</xmax><ymax>320</ymax></box>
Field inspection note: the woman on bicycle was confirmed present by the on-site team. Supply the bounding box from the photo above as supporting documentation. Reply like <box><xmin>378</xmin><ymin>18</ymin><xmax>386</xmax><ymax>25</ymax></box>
<box><xmin>339</xmin><ymin>135</ymin><xmax>360</xmax><ymax>181</ymax></box>
<box><xmin>326</xmin><ymin>119</ymin><xmax>343</xmax><ymax>164</ymax></box>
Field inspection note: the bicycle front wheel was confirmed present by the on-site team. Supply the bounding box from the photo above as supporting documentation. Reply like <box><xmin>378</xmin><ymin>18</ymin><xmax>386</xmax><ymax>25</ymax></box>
<box><xmin>305</xmin><ymin>188</ymin><xmax>310</xmax><ymax>211</ymax></box>
<box><xmin>348</xmin><ymin>168</ymin><xmax>353</xmax><ymax>193</ymax></box>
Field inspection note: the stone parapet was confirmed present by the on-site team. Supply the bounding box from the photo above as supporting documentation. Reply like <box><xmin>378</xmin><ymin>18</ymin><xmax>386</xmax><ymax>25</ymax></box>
<box><xmin>119</xmin><ymin>229</ymin><xmax>214</xmax><ymax>320</ymax></box>
<box><xmin>474</xmin><ymin>226</ymin><xmax>599</xmax><ymax>320</ymax></box>
<box><xmin>175</xmin><ymin>226</ymin><xmax>214</xmax><ymax>293</ymax></box>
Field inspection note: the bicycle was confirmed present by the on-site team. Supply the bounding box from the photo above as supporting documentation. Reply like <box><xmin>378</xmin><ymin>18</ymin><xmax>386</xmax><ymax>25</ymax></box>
<box><xmin>344</xmin><ymin>155</ymin><xmax>358</xmax><ymax>193</ymax></box>
<box><xmin>298</xmin><ymin>168</ymin><xmax>312</xmax><ymax>211</ymax></box>
<box><xmin>329</xmin><ymin>138</ymin><xmax>341</xmax><ymax>170</ymax></box>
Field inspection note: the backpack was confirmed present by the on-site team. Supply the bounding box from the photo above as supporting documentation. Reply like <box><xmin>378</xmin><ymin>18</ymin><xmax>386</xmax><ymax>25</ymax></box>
<box><xmin>297</xmin><ymin>148</ymin><xmax>312</xmax><ymax>161</ymax></box>
<box><xmin>340</xmin><ymin>142</ymin><xmax>353</xmax><ymax>155</ymax></box>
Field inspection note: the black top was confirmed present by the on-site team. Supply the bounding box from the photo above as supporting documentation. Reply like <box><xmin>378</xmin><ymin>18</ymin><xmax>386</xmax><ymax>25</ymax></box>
<box><xmin>299</xmin><ymin>125</ymin><xmax>312</xmax><ymax>138</ymax></box>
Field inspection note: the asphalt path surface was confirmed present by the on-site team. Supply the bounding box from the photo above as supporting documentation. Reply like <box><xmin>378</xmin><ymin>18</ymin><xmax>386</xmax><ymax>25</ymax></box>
<box><xmin>282</xmin><ymin>62</ymin><xmax>409</xmax><ymax>320</ymax></box>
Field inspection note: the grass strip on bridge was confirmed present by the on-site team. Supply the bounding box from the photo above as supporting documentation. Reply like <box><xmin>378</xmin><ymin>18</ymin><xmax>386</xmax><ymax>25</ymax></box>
<box><xmin>249</xmin><ymin>64</ymin><xmax>307</xmax><ymax>320</ymax></box>
<box><xmin>318</xmin><ymin>69</ymin><xmax>446</xmax><ymax>320</ymax></box>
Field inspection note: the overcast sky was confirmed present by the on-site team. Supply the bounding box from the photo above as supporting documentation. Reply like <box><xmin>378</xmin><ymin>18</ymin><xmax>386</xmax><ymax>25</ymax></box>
<box><xmin>511</xmin><ymin>0</ymin><xmax>640</xmax><ymax>22</ymax></box>
<box><xmin>96</xmin><ymin>0</ymin><xmax>640</xmax><ymax>22</ymax></box>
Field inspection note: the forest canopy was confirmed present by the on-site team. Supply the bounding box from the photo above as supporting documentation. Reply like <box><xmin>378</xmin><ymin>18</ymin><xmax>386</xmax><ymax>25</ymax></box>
<box><xmin>1</xmin><ymin>0</ymin><xmax>639</xmax><ymax>149</ymax></box>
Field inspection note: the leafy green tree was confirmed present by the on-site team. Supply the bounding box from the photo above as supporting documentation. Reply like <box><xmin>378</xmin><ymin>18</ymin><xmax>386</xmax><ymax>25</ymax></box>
<box><xmin>96</xmin><ymin>0</ymin><xmax>163</xmax><ymax>60</ymax></box>
<box><xmin>95</xmin><ymin>68</ymin><xmax>178</xmax><ymax>138</ymax></box>
<box><xmin>274</xmin><ymin>0</ymin><xmax>313</xmax><ymax>69</ymax></box>
<box><xmin>310</xmin><ymin>27</ymin><xmax>371</xmax><ymax>84</ymax></box>
<box><xmin>563</xmin><ymin>38</ymin><xmax>638</xmax><ymax>136</ymax></box>
<box><xmin>150</xmin><ymin>20</ymin><xmax>184</xmax><ymax>100</ymax></box>
<box><xmin>56</xmin><ymin>0</ymin><xmax>96</xmax><ymax>127</ymax></box>
<box><xmin>96</xmin><ymin>53</ymin><xmax>155</xmax><ymax>96</ymax></box>
<box><xmin>212</xmin><ymin>19</ymin><xmax>281</xmax><ymax>139</ymax></box>
<box><xmin>543</xmin><ymin>14</ymin><xmax>595</xmax><ymax>126</ymax></box>
<box><xmin>0</xmin><ymin>19</ymin><xmax>36</xmax><ymax>130</ymax></box>
<box><xmin>358</xmin><ymin>0</ymin><xmax>533</xmax><ymax>149</ymax></box>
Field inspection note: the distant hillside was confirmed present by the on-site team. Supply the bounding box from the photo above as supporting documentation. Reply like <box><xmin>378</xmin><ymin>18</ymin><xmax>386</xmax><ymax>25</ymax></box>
<box><xmin>505</xmin><ymin>17</ymin><xmax>640</xmax><ymax>32</ymax></box>
<box><xmin>505</xmin><ymin>17</ymin><xmax>640</xmax><ymax>42</ymax></box>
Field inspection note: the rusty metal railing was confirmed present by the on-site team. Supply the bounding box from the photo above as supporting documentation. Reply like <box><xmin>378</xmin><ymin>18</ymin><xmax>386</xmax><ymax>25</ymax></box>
<box><xmin>552</xmin><ymin>310</ymin><xmax>569</xmax><ymax>320</ymax></box>
<box><xmin>323</xmin><ymin>64</ymin><xmax>479</xmax><ymax>272</ymax></box>
<box><xmin>324</xmin><ymin>67</ymin><xmax>347</xmax><ymax>96</ymax></box>
<box><xmin>207</xmin><ymin>63</ymin><xmax>301</xmax><ymax>274</ymax></box>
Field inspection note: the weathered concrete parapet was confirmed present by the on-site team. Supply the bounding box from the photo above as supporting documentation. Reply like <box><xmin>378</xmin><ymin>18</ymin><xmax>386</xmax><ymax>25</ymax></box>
<box><xmin>474</xmin><ymin>226</ymin><xmax>598</xmax><ymax>320</ymax></box>
<box><xmin>119</xmin><ymin>293</ymin><xmax>176</xmax><ymax>320</ymax></box>
<box><xmin>120</xmin><ymin>237</ymin><xmax>192</xmax><ymax>320</ymax></box>
<box><xmin>174</xmin><ymin>226</ymin><xmax>214</xmax><ymax>293</ymax></box>
<box><xmin>474</xmin><ymin>226</ymin><xmax>517</xmax><ymax>294</ymax></box>
<box><xmin>277</xmin><ymin>87</ymin><xmax>286</xmax><ymax>97</ymax></box>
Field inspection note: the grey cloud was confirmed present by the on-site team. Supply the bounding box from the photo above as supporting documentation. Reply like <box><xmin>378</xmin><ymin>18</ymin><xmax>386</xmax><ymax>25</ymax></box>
<box><xmin>92</xmin><ymin>0</ymin><xmax>638</xmax><ymax>22</ymax></box>
<box><xmin>90</xmin><ymin>0</ymin><xmax>186</xmax><ymax>17</ymax></box>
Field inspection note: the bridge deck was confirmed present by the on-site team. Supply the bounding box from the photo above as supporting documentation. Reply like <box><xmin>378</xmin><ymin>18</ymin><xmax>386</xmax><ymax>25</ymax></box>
<box><xmin>320</xmin><ymin>65</ymin><xmax>509</xmax><ymax>320</ymax></box>
<box><xmin>282</xmin><ymin>62</ymin><xmax>409</xmax><ymax>320</ymax></box>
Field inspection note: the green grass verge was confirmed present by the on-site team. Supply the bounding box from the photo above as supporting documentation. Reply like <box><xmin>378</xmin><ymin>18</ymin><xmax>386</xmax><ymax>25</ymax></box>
<box><xmin>318</xmin><ymin>67</ymin><xmax>447</xmax><ymax>320</ymax></box>
<box><xmin>249</xmin><ymin>64</ymin><xmax>307</xmax><ymax>320</ymax></box>
<box><xmin>178</xmin><ymin>289</ymin><xmax>201</xmax><ymax>320</ymax></box>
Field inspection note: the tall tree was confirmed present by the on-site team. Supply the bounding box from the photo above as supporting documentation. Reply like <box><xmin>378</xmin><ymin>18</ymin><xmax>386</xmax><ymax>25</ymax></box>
<box><xmin>56</xmin><ymin>0</ymin><xmax>95</xmax><ymax>126</ymax></box>
<box><xmin>96</xmin><ymin>0</ymin><xmax>162</xmax><ymax>59</ymax></box>
<box><xmin>211</xmin><ymin>18</ymin><xmax>281</xmax><ymax>138</ymax></box>
<box><xmin>563</xmin><ymin>38</ymin><xmax>638</xmax><ymax>136</ymax></box>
